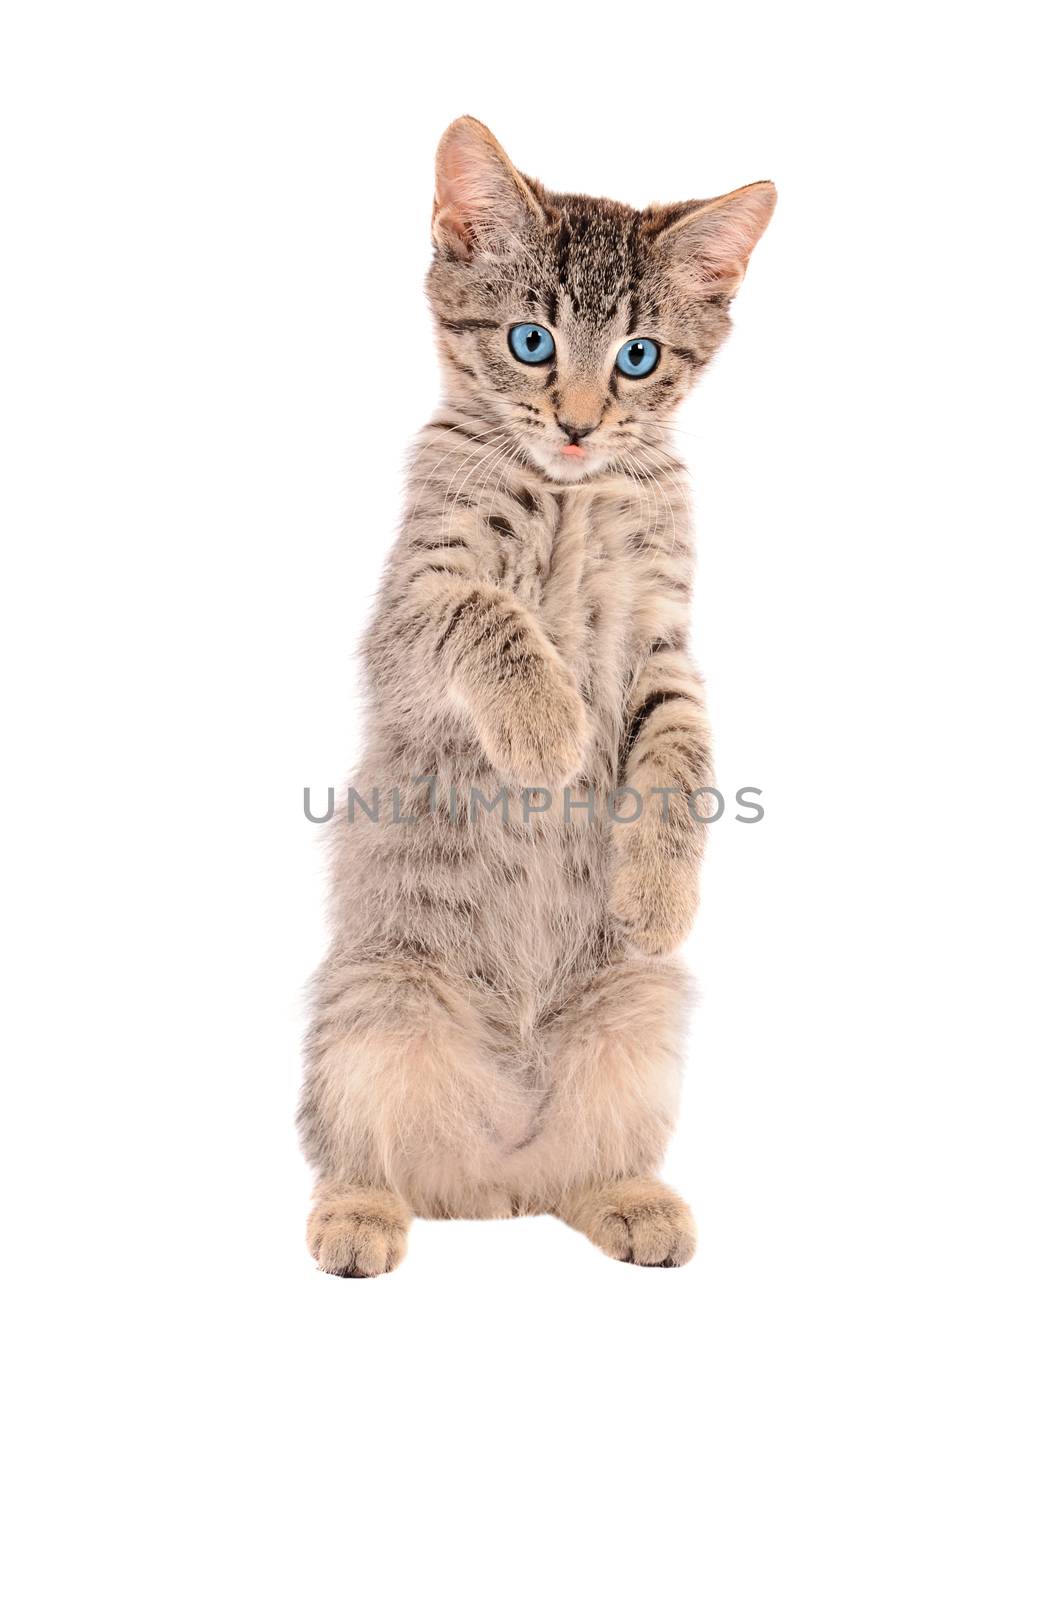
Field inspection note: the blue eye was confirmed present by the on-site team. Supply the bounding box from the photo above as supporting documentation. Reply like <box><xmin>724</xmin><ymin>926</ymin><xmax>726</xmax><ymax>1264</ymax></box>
<box><xmin>615</xmin><ymin>337</ymin><xmax>660</xmax><ymax>378</ymax></box>
<box><xmin>508</xmin><ymin>323</ymin><xmax>555</xmax><ymax>364</ymax></box>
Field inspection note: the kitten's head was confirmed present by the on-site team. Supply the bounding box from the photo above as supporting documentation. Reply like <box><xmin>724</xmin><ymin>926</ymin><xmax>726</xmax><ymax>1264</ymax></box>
<box><xmin>427</xmin><ymin>117</ymin><xmax>775</xmax><ymax>485</ymax></box>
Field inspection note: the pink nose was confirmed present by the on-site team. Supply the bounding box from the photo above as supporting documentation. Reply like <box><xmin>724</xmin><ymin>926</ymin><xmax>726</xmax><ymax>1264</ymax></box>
<box><xmin>561</xmin><ymin>443</ymin><xmax>586</xmax><ymax>458</ymax></box>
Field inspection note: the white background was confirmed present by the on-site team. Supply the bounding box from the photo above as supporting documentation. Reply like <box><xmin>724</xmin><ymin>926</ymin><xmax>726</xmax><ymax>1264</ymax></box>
<box><xmin>2</xmin><ymin>3</ymin><xmax>1056</xmax><ymax>1596</ymax></box>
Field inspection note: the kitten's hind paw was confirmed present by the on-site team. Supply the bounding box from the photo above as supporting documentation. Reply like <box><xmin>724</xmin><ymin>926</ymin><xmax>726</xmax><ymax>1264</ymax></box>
<box><xmin>307</xmin><ymin>1184</ymin><xmax>411</xmax><ymax>1278</ymax></box>
<box><xmin>556</xmin><ymin>1177</ymin><xmax>696</xmax><ymax>1267</ymax></box>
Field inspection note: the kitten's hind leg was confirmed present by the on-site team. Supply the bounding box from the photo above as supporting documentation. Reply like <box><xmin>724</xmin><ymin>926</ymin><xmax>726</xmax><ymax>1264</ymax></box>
<box><xmin>307</xmin><ymin>1181</ymin><xmax>412</xmax><ymax>1278</ymax></box>
<box><xmin>301</xmin><ymin>956</ymin><xmax>531</xmax><ymax>1233</ymax></box>
<box><xmin>555</xmin><ymin>1176</ymin><xmax>696</xmax><ymax>1268</ymax></box>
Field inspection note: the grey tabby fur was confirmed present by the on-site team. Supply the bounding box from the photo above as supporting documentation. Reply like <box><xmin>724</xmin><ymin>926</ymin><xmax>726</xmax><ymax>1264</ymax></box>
<box><xmin>300</xmin><ymin>118</ymin><xmax>774</xmax><ymax>1273</ymax></box>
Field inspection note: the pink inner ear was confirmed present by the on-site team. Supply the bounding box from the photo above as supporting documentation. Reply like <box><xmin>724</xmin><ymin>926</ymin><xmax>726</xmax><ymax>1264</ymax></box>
<box><xmin>434</xmin><ymin>119</ymin><xmax>541</xmax><ymax>255</ymax></box>
<box><xmin>437</xmin><ymin>132</ymin><xmax>504</xmax><ymax>239</ymax></box>
<box><xmin>677</xmin><ymin>185</ymin><xmax>776</xmax><ymax>291</ymax></box>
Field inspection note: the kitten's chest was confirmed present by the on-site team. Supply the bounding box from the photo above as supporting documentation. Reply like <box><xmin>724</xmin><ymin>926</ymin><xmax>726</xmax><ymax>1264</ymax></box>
<box><xmin>520</xmin><ymin>487</ymin><xmax>686</xmax><ymax>759</ymax></box>
<box><xmin>533</xmin><ymin>491</ymin><xmax>630</xmax><ymax>688</ymax></box>
<box><xmin>533</xmin><ymin>485</ymin><xmax>684</xmax><ymax>652</ymax></box>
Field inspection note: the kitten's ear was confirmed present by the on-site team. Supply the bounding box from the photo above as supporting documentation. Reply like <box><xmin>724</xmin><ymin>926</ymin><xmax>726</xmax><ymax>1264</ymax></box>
<box><xmin>655</xmin><ymin>181</ymin><xmax>776</xmax><ymax>297</ymax></box>
<box><xmin>433</xmin><ymin>116</ymin><xmax>543</xmax><ymax>259</ymax></box>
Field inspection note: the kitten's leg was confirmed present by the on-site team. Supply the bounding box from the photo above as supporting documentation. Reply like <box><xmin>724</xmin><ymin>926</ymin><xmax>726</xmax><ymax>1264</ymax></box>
<box><xmin>383</xmin><ymin>573</ymin><xmax>589</xmax><ymax>788</ymax></box>
<box><xmin>307</xmin><ymin>1181</ymin><xmax>412</xmax><ymax>1278</ymax></box>
<box><xmin>610</xmin><ymin>643</ymin><xmax>713</xmax><ymax>956</ymax></box>
<box><xmin>509</xmin><ymin>956</ymin><xmax>697</xmax><ymax>1264</ymax></box>
<box><xmin>300</xmin><ymin>956</ymin><xmax>526</xmax><ymax>1248</ymax></box>
<box><xmin>536</xmin><ymin>955</ymin><xmax>691</xmax><ymax>1179</ymax></box>
<box><xmin>555</xmin><ymin>1176</ymin><xmax>696</xmax><ymax>1268</ymax></box>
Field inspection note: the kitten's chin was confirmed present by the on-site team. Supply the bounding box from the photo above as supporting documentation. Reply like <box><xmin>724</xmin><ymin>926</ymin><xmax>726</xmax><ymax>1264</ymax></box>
<box><xmin>523</xmin><ymin>441</ymin><xmax>607</xmax><ymax>485</ymax></box>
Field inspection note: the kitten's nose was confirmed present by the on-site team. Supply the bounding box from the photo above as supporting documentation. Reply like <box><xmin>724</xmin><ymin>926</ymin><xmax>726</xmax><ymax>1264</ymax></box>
<box><xmin>558</xmin><ymin>420</ymin><xmax>598</xmax><ymax>444</ymax></box>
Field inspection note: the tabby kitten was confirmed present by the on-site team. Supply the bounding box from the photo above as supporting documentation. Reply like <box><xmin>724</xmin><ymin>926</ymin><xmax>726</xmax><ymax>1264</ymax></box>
<box><xmin>300</xmin><ymin>117</ymin><xmax>774</xmax><ymax>1273</ymax></box>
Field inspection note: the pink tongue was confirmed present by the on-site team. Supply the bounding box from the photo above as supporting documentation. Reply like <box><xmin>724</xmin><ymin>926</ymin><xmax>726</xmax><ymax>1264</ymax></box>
<box><xmin>561</xmin><ymin>443</ymin><xmax>586</xmax><ymax>458</ymax></box>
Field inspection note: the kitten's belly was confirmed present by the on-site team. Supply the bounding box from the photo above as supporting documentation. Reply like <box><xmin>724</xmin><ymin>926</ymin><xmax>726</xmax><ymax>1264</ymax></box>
<box><xmin>332</xmin><ymin>750</ymin><xmax>616</xmax><ymax>1025</ymax></box>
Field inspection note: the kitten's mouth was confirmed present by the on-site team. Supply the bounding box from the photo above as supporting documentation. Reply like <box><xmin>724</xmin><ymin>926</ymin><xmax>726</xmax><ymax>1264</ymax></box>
<box><xmin>517</xmin><ymin>429</ymin><xmax>606</xmax><ymax>484</ymax></box>
<box><xmin>542</xmin><ymin>437</ymin><xmax>605</xmax><ymax>482</ymax></box>
<box><xmin>549</xmin><ymin>452</ymin><xmax>602</xmax><ymax>484</ymax></box>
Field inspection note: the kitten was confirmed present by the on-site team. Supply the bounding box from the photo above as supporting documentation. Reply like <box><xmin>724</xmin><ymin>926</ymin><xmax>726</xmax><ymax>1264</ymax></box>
<box><xmin>299</xmin><ymin>117</ymin><xmax>774</xmax><ymax>1273</ymax></box>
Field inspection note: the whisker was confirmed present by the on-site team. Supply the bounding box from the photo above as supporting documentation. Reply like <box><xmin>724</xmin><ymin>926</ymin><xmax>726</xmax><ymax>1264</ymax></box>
<box><xmin>440</xmin><ymin>434</ymin><xmax>520</xmax><ymax>536</ymax></box>
<box><xmin>404</xmin><ymin>424</ymin><xmax>514</xmax><ymax>527</ymax></box>
<box><xmin>634</xmin><ymin>441</ymin><xmax>693</xmax><ymax>559</ymax></box>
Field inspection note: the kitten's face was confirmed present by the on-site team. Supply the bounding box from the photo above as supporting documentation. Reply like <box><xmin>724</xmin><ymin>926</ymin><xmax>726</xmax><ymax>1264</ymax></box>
<box><xmin>427</xmin><ymin>119</ymin><xmax>775</xmax><ymax>485</ymax></box>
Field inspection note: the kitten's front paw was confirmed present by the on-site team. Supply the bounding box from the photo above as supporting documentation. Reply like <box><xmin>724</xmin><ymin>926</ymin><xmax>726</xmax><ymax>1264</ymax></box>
<box><xmin>481</xmin><ymin>667</ymin><xmax>589</xmax><ymax>788</ymax></box>
<box><xmin>308</xmin><ymin>1186</ymin><xmax>410</xmax><ymax>1278</ymax></box>
<box><xmin>608</xmin><ymin>831</ymin><xmax>700</xmax><ymax>956</ymax></box>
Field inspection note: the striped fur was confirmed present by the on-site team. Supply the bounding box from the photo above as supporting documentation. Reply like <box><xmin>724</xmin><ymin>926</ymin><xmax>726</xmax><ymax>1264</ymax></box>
<box><xmin>300</xmin><ymin>119</ymin><xmax>774</xmax><ymax>1272</ymax></box>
